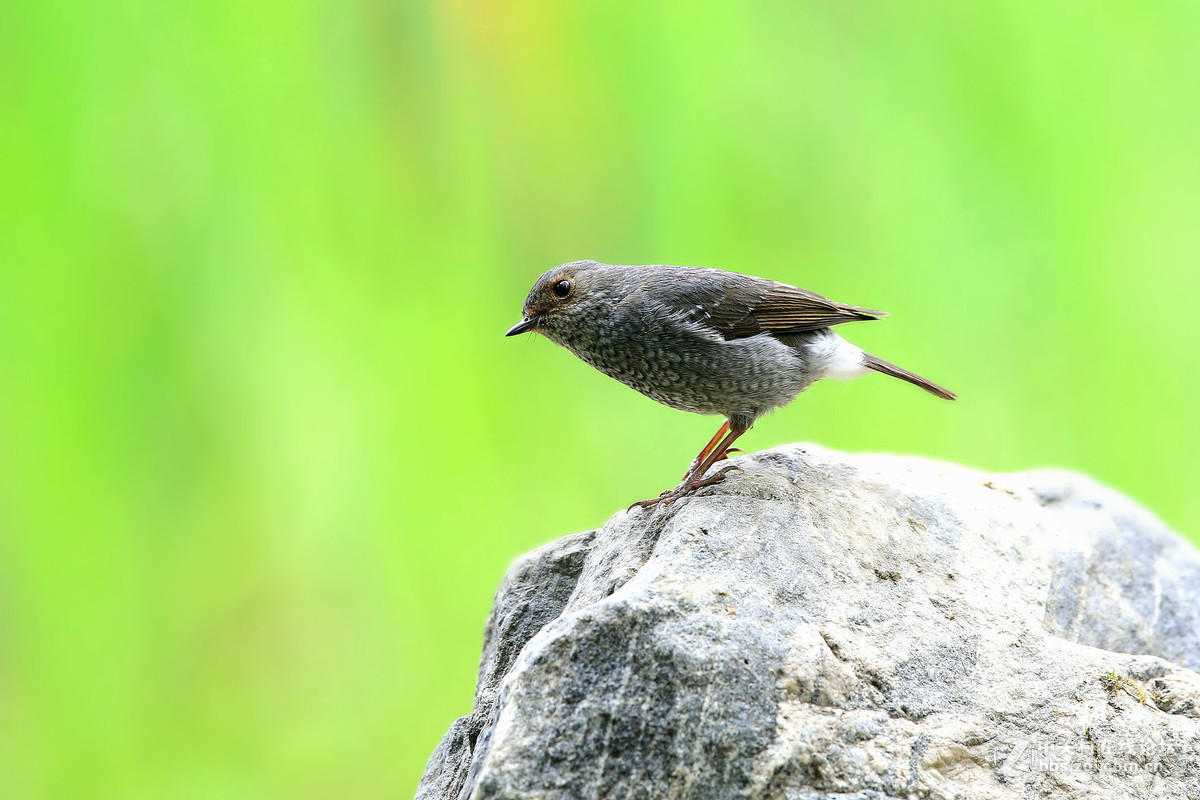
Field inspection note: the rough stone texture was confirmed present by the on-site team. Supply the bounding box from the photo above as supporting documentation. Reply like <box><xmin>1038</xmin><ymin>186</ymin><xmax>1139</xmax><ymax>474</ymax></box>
<box><xmin>417</xmin><ymin>445</ymin><xmax>1200</xmax><ymax>800</ymax></box>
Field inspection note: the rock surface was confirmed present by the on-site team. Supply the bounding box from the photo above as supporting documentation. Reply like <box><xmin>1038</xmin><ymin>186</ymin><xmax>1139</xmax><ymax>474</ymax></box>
<box><xmin>417</xmin><ymin>445</ymin><xmax>1200</xmax><ymax>800</ymax></box>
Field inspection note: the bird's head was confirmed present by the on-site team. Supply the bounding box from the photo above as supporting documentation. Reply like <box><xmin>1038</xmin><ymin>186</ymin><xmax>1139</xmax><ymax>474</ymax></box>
<box><xmin>505</xmin><ymin>260</ymin><xmax>604</xmax><ymax>337</ymax></box>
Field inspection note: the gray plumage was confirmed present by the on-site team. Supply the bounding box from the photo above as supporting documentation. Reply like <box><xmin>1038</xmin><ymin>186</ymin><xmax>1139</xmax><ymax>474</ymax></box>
<box><xmin>506</xmin><ymin>260</ymin><xmax>955</xmax><ymax>507</ymax></box>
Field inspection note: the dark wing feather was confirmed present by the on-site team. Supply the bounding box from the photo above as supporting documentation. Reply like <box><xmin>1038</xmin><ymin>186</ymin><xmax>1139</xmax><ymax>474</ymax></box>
<box><xmin>656</xmin><ymin>268</ymin><xmax>886</xmax><ymax>341</ymax></box>
<box><xmin>750</xmin><ymin>283</ymin><xmax>886</xmax><ymax>334</ymax></box>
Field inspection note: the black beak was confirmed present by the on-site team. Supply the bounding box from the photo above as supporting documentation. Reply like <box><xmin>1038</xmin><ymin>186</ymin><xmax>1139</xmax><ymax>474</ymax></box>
<box><xmin>505</xmin><ymin>316</ymin><xmax>539</xmax><ymax>336</ymax></box>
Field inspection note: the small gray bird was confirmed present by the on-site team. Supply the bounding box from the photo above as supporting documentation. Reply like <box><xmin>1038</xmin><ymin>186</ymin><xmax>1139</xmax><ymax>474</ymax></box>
<box><xmin>506</xmin><ymin>261</ymin><xmax>955</xmax><ymax>508</ymax></box>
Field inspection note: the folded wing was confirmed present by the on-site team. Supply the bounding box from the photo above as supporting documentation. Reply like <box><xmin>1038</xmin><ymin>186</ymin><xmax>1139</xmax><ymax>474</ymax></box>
<box><xmin>655</xmin><ymin>269</ymin><xmax>886</xmax><ymax>341</ymax></box>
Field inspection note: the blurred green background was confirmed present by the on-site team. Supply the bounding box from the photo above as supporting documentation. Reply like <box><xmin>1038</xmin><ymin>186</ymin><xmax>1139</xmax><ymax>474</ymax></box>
<box><xmin>2</xmin><ymin>1</ymin><xmax>1199</xmax><ymax>797</ymax></box>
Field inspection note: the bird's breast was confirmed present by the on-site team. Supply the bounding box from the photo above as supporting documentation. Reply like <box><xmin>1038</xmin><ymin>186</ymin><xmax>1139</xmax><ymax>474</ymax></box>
<box><xmin>547</xmin><ymin>313</ymin><xmax>817</xmax><ymax>418</ymax></box>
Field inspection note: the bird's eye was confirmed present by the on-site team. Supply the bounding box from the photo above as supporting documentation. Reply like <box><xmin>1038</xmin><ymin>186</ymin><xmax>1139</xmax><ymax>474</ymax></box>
<box><xmin>552</xmin><ymin>279</ymin><xmax>572</xmax><ymax>299</ymax></box>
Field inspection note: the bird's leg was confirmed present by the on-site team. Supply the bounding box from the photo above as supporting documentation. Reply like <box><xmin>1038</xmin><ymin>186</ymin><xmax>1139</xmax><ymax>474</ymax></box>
<box><xmin>685</xmin><ymin>422</ymin><xmax>748</xmax><ymax>487</ymax></box>
<box><xmin>631</xmin><ymin>420</ymin><xmax>749</xmax><ymax>510</ymax></box>
<box><xmin>713</xmin><ymin>447</ymin><xmax>743</xmax><ymax>463</ymax></box>
<box><xmin>681</xmin><ymin>420</ymin><xmax>731</xmax><ymax>481</ymax></box>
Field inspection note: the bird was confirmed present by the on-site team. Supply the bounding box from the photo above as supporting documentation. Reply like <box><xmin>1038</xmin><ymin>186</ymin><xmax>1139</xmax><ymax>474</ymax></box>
<box><xmin>505</xmin><ymin>260</ymin><xmax>955</xmax><ymax>508</ymax></box>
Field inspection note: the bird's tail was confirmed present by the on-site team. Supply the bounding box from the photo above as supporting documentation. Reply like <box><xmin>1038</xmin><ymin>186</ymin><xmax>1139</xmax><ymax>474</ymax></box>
<box><xmin>862</xmin><ymin>352</ymin><xmax>957</xmax><ymax>400</ymax></box>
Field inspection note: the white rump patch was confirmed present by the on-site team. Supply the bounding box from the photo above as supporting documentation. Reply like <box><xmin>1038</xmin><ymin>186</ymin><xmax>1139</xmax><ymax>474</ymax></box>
<box><xmin>807</xmin><ymin>332</ymin><xmax>869</xmax><ymax>381</ymax></box>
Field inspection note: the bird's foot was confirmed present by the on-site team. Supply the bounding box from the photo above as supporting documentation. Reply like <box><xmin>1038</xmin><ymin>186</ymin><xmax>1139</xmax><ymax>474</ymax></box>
<box><xmin>630</xmin><ymin>464</ymin><xmax>740</xmax><ymax>511</ymax></box>
<box><xmin>680</xmin><ymin>448</ymin><xmax>744</xmax><ymax>481</ymax></box>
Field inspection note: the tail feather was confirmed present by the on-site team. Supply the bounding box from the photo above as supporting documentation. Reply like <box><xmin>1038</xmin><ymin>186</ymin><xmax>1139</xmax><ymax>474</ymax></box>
<box><xmin>862</xmin><ymin>353</ymin><xmax>956</xmax><ymax>400</ymax></box>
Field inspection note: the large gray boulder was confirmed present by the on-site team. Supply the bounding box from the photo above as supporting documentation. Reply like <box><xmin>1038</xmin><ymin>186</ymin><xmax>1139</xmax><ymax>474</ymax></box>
<box><xmin>417</xmin><ymin>445</ymin><xmax>1200</xmax><ymax>800</ymax></box>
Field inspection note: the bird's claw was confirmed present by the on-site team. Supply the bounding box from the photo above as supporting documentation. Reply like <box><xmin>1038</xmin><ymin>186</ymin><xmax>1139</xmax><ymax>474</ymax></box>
<box><xmin>681</xmin><ymin>448</ymin><xmax>743</xmax><ymax>480</ymax></box>
<box><xmin>630</xmin><ymin>463</ymin><xmax>741</xmax><ymax>511</ymax></box>
<box><xmin>692</xmin><ymin>463</ymin><xmax>740</xmax><ymax>486</ymax></box>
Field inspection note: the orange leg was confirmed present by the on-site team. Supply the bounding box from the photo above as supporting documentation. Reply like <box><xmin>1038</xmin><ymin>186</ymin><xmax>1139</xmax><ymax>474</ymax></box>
<box><xmin>682</xmin><ymin>420</ymin><xmax>731</xmax><ymax>480</ymax></box>
<box><xmin>686</xmin><ymin>422</ymin><xmax>748</xmax><ymax>486</ymax></box>
<box><xmin>632</xmin><ymin>419</ymin><xmax>750</xmax><ymax>510</ymax></box>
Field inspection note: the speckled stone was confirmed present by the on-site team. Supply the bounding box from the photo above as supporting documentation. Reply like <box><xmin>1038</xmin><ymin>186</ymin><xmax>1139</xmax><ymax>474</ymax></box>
<box><xmin>417</xmin><ymin>445</ymin><xmax>1200</xmax><ymax>800</ymax></box>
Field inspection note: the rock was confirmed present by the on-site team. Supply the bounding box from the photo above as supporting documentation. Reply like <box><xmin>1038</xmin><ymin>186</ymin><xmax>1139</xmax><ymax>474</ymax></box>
<box><xmin>417</xmin><ymin>444</ymin><xmax>1200</xmax><ymax>800</ymax></box>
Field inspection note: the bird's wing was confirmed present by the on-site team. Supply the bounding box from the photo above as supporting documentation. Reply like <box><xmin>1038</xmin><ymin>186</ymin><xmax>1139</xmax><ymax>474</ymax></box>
<box><xmin>652</xmin><ymin>269</ymin><xmax>887</xmax><ymax>340</ymax></box>
<box><xmin>749</xmin><ymin>282</ymin><xmax>887</xmax><ymax>333</ymax></box>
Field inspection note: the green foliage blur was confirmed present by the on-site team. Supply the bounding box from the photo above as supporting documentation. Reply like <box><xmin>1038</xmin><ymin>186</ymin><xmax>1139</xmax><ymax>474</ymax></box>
<box><xmin>2</xmin><ymin>2</ymin><xmax>1199</xmax><ymax>797</ymax></box>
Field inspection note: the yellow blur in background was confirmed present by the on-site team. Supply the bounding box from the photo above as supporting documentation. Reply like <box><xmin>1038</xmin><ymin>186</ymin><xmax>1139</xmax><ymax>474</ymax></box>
<box><xmin>2</xmin><ymin>2</ymin><xmax>1199</xmax><ymax>797</ymax></box>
